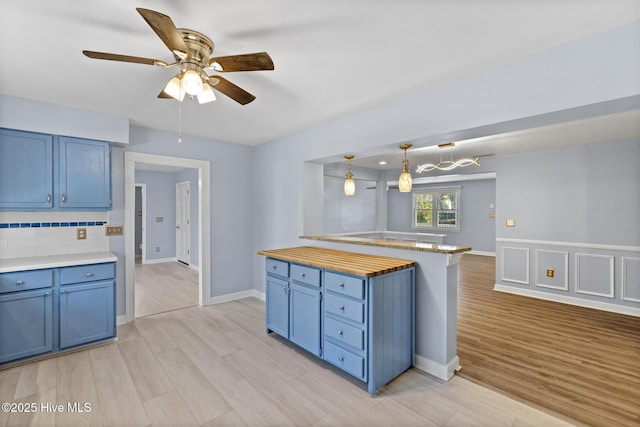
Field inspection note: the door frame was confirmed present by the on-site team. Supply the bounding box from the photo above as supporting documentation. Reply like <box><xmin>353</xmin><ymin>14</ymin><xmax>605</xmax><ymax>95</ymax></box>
<box><xmin>134</xmin><ymin>183</ymin><xmax>147</xmax><ymax>263</ymax></box>
<box><xmin>124</xmin><ymin>152</ymin><xmax>211</xmax><ymax>323</ymax></box>
<box><xmin>175</xmin><ymin>180</ymin><xmax>190</xmax><ymax>265</ymax></box>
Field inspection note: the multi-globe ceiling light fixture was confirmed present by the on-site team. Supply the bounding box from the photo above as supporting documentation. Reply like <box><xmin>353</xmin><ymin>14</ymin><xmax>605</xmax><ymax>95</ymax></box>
<box><xmin>344</xmin><ymin>154</ymin><xmax>355</xmax><ymax>196</ymax></box>
<box><xmin>416</xmin><ymin>142</ymin><xmax>480</xmax><ymax>173</ymax></box>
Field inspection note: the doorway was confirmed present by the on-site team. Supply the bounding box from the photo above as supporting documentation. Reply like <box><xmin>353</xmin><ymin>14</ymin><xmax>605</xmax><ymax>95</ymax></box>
<box><xmin>176</xmin><ymin>180</ymin><xmax>190</xmax><ymax>265</ymax></box>
<box><xmin>124</xmin><ymin>152</ymin><xmax>211</xmax><ymax>323</ymax></box>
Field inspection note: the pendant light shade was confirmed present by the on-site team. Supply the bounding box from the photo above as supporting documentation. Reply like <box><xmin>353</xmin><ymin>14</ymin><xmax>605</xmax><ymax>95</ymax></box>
<box><xmin>182</xmin><ymin>69</ymin><xmax>204</xmax><ymax>95</ymax></box>
<box><xmin>163</xmin><ymin>75</ymin><xmax>185</xmax><ymax>101</ymax></box>
<box><xmin>344</xmin><ymin>154</ymin><xmax>355</xmax><ymax>196</ymax></box>
<box><xmin>398</xmin><ymin>144</ymin><xmax>412</xmax><ymax>192</ymax></box>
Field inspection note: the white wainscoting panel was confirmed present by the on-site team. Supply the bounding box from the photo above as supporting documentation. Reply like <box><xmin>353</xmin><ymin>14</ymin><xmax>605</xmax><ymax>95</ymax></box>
<box><xmin>501</xmin><ymin>247</ymin><xmax>530</xmax><ymax>285</ymax></box>
<box><xmin>575</xmin><ymin>253</ymin><xmax>614</xmax><ymax>298</ymax></box>
<box><xmin>622</xmin><ymin>257</ymin><xmax>640</xmax><ymax>302</ymax></box>
<box><xmin>535</xmin><ymin>250</ymin><xmax>569</xmax><ymax>290</ymax></box>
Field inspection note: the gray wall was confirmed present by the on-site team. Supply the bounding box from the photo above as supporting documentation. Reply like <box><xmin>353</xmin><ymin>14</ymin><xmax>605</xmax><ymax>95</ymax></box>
<box><xmin>323</xmin><ymin>176</ymin><xmax>377</xmax><ymax>234</ymax></box>
<box><xmin>386</xmin><ymin>179</ymin><xmax>496</xmax><ymax>254</ymax></box>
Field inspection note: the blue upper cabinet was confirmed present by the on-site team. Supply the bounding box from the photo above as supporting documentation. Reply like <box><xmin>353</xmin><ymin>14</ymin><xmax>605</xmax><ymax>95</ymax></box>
<box><xmin>58</xmin><ymin>137</ymin><xmax>111</xmax><ymax>209</ymax></box>
<box><xmin>0</xmin><ymin>129</ymin><xmax>111</xmax><ymax>211</ymax></box>
<box><xmin>0</xmin><ymin>129</ymin><xmax>54</xmax><ymax>209</ymax></box>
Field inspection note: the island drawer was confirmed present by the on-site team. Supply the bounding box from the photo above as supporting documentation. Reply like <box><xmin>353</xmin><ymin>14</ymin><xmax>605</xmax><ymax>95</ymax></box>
<box><xmin>325</xmin><ymin>271</ymin><xmax>364</xmax><ymax>299</ymax></box>
<box><xmin>324</xmin><ymin>341</ymin><xmax>365</xmax><ymax>379</ymax></box>
<box><xmin>0</xmin><ymin>269</ymin><xmax>53</xmax><ymax>294</ymax></box>
<box><xmin>59</xmin><ymin>263</ymin><xmax>114</xmax><ymax>285</ymax></box>
<box><xmin>265</xmin><ymin>258</ymin><xmax>289</xmax><ymax>278</ymax></box>
<box><xmin>325</xmin><ymin>293</ymin><xmax>365</xmax><ymax>324</ymax></box>
<box><xmin>325</xmin><ymin>316</ymin><xmax>364</xmax><ymax>351</ymax></box>
<box><xmin>290</xmin><ymin>263</ymin><xmax>321</xmax><ymax>287</ymax></box>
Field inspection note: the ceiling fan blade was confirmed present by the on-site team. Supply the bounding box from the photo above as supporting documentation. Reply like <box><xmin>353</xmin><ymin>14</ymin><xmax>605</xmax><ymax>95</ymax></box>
<box><xmin>136</xmin><ymin>8</ymin><xmax>190</xmax><ymax>59</ymax></box>
<box><xmin>83</xmin><ymin>50</ymin><xmax>168</xmax><ymax>66</ymax></box>
<box><xmin>208</xmin><ymin>76</ymin><xmax>256</xmax><ymax>105</ymax></box>
<box><xmin>208</xmin><ymin>52</ymin><xmax>274</xmax><ymax>72</ymax></box>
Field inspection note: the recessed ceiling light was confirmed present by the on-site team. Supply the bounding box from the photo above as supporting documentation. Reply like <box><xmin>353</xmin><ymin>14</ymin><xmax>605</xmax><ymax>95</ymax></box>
<box><xmin>378</xmin><ymin>161</ymin><xmax>387</xmax><ymax>165</ymax></box>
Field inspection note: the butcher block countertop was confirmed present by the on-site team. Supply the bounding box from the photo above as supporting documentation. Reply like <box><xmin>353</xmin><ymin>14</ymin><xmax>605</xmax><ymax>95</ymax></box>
<box><xmin>257</xmin><ymin>246</ymin><xmax>415</xmax><ymax>277</ymax></box>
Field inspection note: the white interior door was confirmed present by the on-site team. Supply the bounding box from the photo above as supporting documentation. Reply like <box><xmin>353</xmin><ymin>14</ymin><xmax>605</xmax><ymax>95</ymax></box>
<box><xmin>176</xmin><ymin>181</ymin><xmax>190</xmax><ymax>265</ymax></box>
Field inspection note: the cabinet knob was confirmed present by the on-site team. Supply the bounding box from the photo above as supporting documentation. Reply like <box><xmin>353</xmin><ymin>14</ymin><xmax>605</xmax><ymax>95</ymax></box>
<box><xmin>61</xmin><ymin>289</ymin><xmax>67</xmax><ymax>294</ymax></box>
<box><xmin>338</xmin><ymin>356</ymin><xmax>344</xmax><ymax>362</ymax></box>
<box><xmin>16</xmin><ymin>280</ymin><xmax>24</xmax><ymax>286</ymax></box>
<box><xmin>300</xmin><ymin>272</ymin><xmax>305</xmax><ymax>278</ymax></box>
<box><xmin>338</xmin><ymin>330</ymin><xmax>343</xmax><ymax>335</ymax></box>
<box><xmin>338</xmin><ymin>282</ymin><xmax>345</xmax><ymax>287</ymax></box>
<box><xmin>272</xmin><ymin>265</ymin><xmax>277</xmax><ymax>270</ymax></box>
<box><xmin>61</xmin><ymin>194</ymin><xmax>66</xmax><ymax>203</ymax></box>
<box><xmin>338</xmin><ymin>305</ymin><xmax>345</xmax><ymax>311</ymax></box>
<box><xmin>44</xmin><ymin>292</ymin><xmax>51</xmax><ymax>296</ymax></box>
<box><xmin>47</xmin><ymin>193</ymin><xmax>51</xmax><ymax>203</ymax></box>
<box><xmin>86</xmin><ymin>272</ymin><xmax>94</xmax><ymax>277</ymax></box>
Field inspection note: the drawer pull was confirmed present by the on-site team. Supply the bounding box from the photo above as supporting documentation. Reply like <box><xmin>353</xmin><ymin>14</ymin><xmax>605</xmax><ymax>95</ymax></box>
<box><xmin>338</xmin><ymin>330</ymin><xmax>343</xmax><ymax>335</ymax></box>
<box><xmin>86</xmin><ymin>272</ymin><xmax>94</xmax><ymax>277</ymax></box>
<box><xmin>338</xmin><ymin>305</ymin><xmax>345</xmax><ymax>311</ymax></box>
<box><xmin>16</xmin><ymin>280</ymin><xmax>25</xmax><ymax>286</ymax></box>
<box><xmin>60</xmin><ymin>289</ymin><xmax>67</xmax><ymax>294</ymax></box>
<box><xmin>44</xmin><ymin>292</ymin><xmax>51</xmax><ymax>296</ymax></box>
<box><xmin>300</xmin><ymin>272</ymin><xmax>305</xmax><ymax>277</ymax></box>
<box><xmin>339</xmin><ymin>282</ymin><xmax>345</xmax><ymax>287</ymax></box>
<box><xmin>338</xmin><ymin>356</ymin><xmax>344</xmax><ymax>362</ymax></box>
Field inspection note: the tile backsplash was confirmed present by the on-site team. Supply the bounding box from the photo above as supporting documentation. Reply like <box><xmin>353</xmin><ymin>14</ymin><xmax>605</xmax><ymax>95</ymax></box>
<box><xmin>0</xmin><ymin>211</ymin><xmax>110</xmax><ymax>259</ymax></box>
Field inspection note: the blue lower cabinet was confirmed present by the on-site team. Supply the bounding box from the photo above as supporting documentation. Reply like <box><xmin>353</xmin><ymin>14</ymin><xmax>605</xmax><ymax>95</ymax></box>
<box><xmin>0</xmin><ymin>262</ymin><xmax>116</xmax><ymax>365</ymax></box>
<box><xmin>266</xmin><ymin>276</ymin><xmax>289</xmax><ymax>338</ymax></box>
<box><xmin>264</xmin><ymin>256</ymin><xmax>415</xmax><ymax>395</ymax></box>
<box><xmin>289</xmin><ymin>283</ymin><xmax>321</xmax><ymax>356</ymax></box>
<box><xmin>59</xmin><ymin>280</ymin><xmax>115</xmax><ymax>349</ymax></box>
<box><xmin>0</xmin><ymin>288</ymin><xmax>53</xmax><ymax>363</ymax></box>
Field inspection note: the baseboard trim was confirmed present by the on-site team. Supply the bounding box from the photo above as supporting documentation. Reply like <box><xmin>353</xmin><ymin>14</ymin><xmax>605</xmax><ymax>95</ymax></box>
<box><xmin>468</xmin><ymin>250</ymin><xmax>495</xmax><ymax>257</ymax></box>
<box><xmin>209</xmin><ymin>289</ymin><xmax>265</xmax><ymax>305</ymax></box>
<box><xmin>142</xmin><ymin>257</ymin><xmax>178</xmax><ymax>265</ymax></box>
<box><xmin>414</xmin><ymin>354</ymin><xmax>460</xmax><ymax>381</ymax></box>
<box><xmin>494</xmin><ymin>284</ymin><xmax>640</xmax><ymax>318</ymax></box>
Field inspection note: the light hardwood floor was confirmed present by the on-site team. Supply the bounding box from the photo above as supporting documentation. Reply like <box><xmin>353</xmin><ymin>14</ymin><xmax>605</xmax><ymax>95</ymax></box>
<box><xmin>135</xmin><ymin>262</ymin><xmax>199</xmax><ymax>318</ymax></box>
<box><xmin>0</xmin><ymin>298</ymin><xmax>573</xmax><ymax>427</ymax></box>
<box><xmin>457</xmin><ymin>254</ymin><xmax>640</xmax><ymax>427</ymax></box>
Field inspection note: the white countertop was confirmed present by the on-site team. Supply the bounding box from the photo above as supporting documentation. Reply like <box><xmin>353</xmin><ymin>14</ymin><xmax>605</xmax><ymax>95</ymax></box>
<box><xmin>0</xmin><ymin>252</ymin><xmax>118</xmax><ymax>273</ymax></box>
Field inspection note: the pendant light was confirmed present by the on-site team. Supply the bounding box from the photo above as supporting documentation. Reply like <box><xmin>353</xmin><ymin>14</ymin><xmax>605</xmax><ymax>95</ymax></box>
<box><xmin>416</xmin><ymin>142</ymin><xmax>480</xmax><ymax>173</ymax></box>
<box><xmin>398</xmin><ymin>144</ymin><xmax>412</xmax><ymax>192</ymax></box>
<box><xmin>344</xmin><ymin>154</ymin><xmax>355</xmax><ymax>196</ymax></box>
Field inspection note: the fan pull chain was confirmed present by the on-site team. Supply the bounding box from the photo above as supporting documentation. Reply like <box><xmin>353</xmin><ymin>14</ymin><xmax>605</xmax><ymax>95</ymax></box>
<box><xmin>177</xmin><ymin>93</ymin><xmax>183</xmax><ymax>143</ymax></box>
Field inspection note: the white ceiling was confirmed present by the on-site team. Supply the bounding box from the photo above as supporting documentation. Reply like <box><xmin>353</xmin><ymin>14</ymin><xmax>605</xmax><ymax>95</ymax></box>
<box><xmin>1</xmin><ymin>1</ymin><xmax>639</xmax><ymax>146</ymax></box>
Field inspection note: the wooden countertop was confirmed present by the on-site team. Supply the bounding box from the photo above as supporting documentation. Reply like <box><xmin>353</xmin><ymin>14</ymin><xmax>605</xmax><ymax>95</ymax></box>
<box><xmin>300</xmin><ymin>234</ymin><xmax>472</xmax><ymax>254</ymax></box>
<box><xmin>257</xmin><ymin>246</ymin><xmax>415</xmax><ymax>277</ymax></box>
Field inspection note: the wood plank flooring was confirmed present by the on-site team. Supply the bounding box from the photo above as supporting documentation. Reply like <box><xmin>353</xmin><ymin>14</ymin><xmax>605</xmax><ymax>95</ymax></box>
<box><xmin>0</xmin><ymin>298</ymin><xmax>572</xmax><ymax>427</ymax></box>
<box><xmin>135</xmin><ymin>262</ymin><xmax>198</xmax><ymax>318</ymax></box>
<box><xmin>457</xmin><ymin>254</ymin><xmax>640</xmax><ymax>427</ymax></box>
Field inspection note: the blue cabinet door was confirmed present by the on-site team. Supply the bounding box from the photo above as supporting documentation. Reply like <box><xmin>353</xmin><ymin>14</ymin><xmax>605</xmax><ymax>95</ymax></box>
<box><xmin>266</xmin><ymin>276</ymin><xmax>289</xmax><ymax>338</ymax></box>
<box><xmin>59</xmin><ymin>280</ymin><xmax>115</xmax><ymax>349</ymax></box>
<box><xmin>58</xmin><ymin>136</ymin><xmax>111</xmax><ymax>209</ymax></box>
<box><xmin>0</xmin><ymin>129</ymin><xmax>54</xmax><ymax>209</ymax></box>
<box><xmin>0</xmin><ymin>288</ymin><xmax>53</xmax><ymax>363</ymax></box>
<box><xmin>289</xmin><ymin>283</ymin><xmax>321</xmax><ymax>356</ymax></box>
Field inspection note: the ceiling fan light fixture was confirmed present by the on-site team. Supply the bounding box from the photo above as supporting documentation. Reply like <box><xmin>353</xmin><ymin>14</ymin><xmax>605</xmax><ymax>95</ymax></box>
<box><xmin>182</xmin><ymin>69</ymin><xmax>203</xmax><ymax>95</ymax></box>
<box><xmin>197</xmin><ymin>83</ymin><xmax>216</xmax><ymax>104</ymax></box>
<box><xmin>163</xmin><ymin>75</ymin><xmax>185</xmax><ymax>101</ymax></box>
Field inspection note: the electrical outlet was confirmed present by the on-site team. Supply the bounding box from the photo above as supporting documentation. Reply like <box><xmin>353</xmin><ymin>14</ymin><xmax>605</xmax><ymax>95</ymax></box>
<box><xmin>77</xmin><ymin>228</ymin><xmax>87</xmax><ymax>240</ymax></box>
<box><xmin>546</xmin><ymin>269</ymin><xmax>555</xmax><ymax>278</ymax></box>
<box><xmin>105</xmin><ymin>225</ymin><xmax>123</xmax><ymax>236</ymax></box>
<box><xmin>155</xmin><ymin>247</ymin><xmax>160</xmax><ymax>253</ymax></box>
<box><xmin>506</xmin><ymin>218</ymin><xmax>516</xmax><ymax>227</ymax></box>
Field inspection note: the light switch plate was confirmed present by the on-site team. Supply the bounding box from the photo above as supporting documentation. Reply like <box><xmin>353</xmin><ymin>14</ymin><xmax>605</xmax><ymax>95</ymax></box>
<box><xmin>105</xmin><ymin>225</ymin><xmax>123</xmax><ymax>236</ymax></box>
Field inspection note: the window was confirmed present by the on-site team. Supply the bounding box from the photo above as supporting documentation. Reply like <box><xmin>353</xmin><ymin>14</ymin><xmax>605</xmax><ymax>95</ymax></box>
<box><xmin>413</xmin><ymin>187</ymin><xmax>460</xmax><ymax>231</ymax></box>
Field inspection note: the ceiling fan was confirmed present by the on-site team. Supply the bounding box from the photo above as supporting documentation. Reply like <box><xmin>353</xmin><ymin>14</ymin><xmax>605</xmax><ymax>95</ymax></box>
<box><xmin>82</xmin><ymin>8</ymin><xmax>274</xmax><ymax>105</ymax></box>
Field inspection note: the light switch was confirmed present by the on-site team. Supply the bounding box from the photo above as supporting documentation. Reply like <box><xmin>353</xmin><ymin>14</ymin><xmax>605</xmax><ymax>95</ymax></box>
<box><xmin>105</xmin><ymin>225</ymin><xmax>123</xmax><ymax>236</ymax></box>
